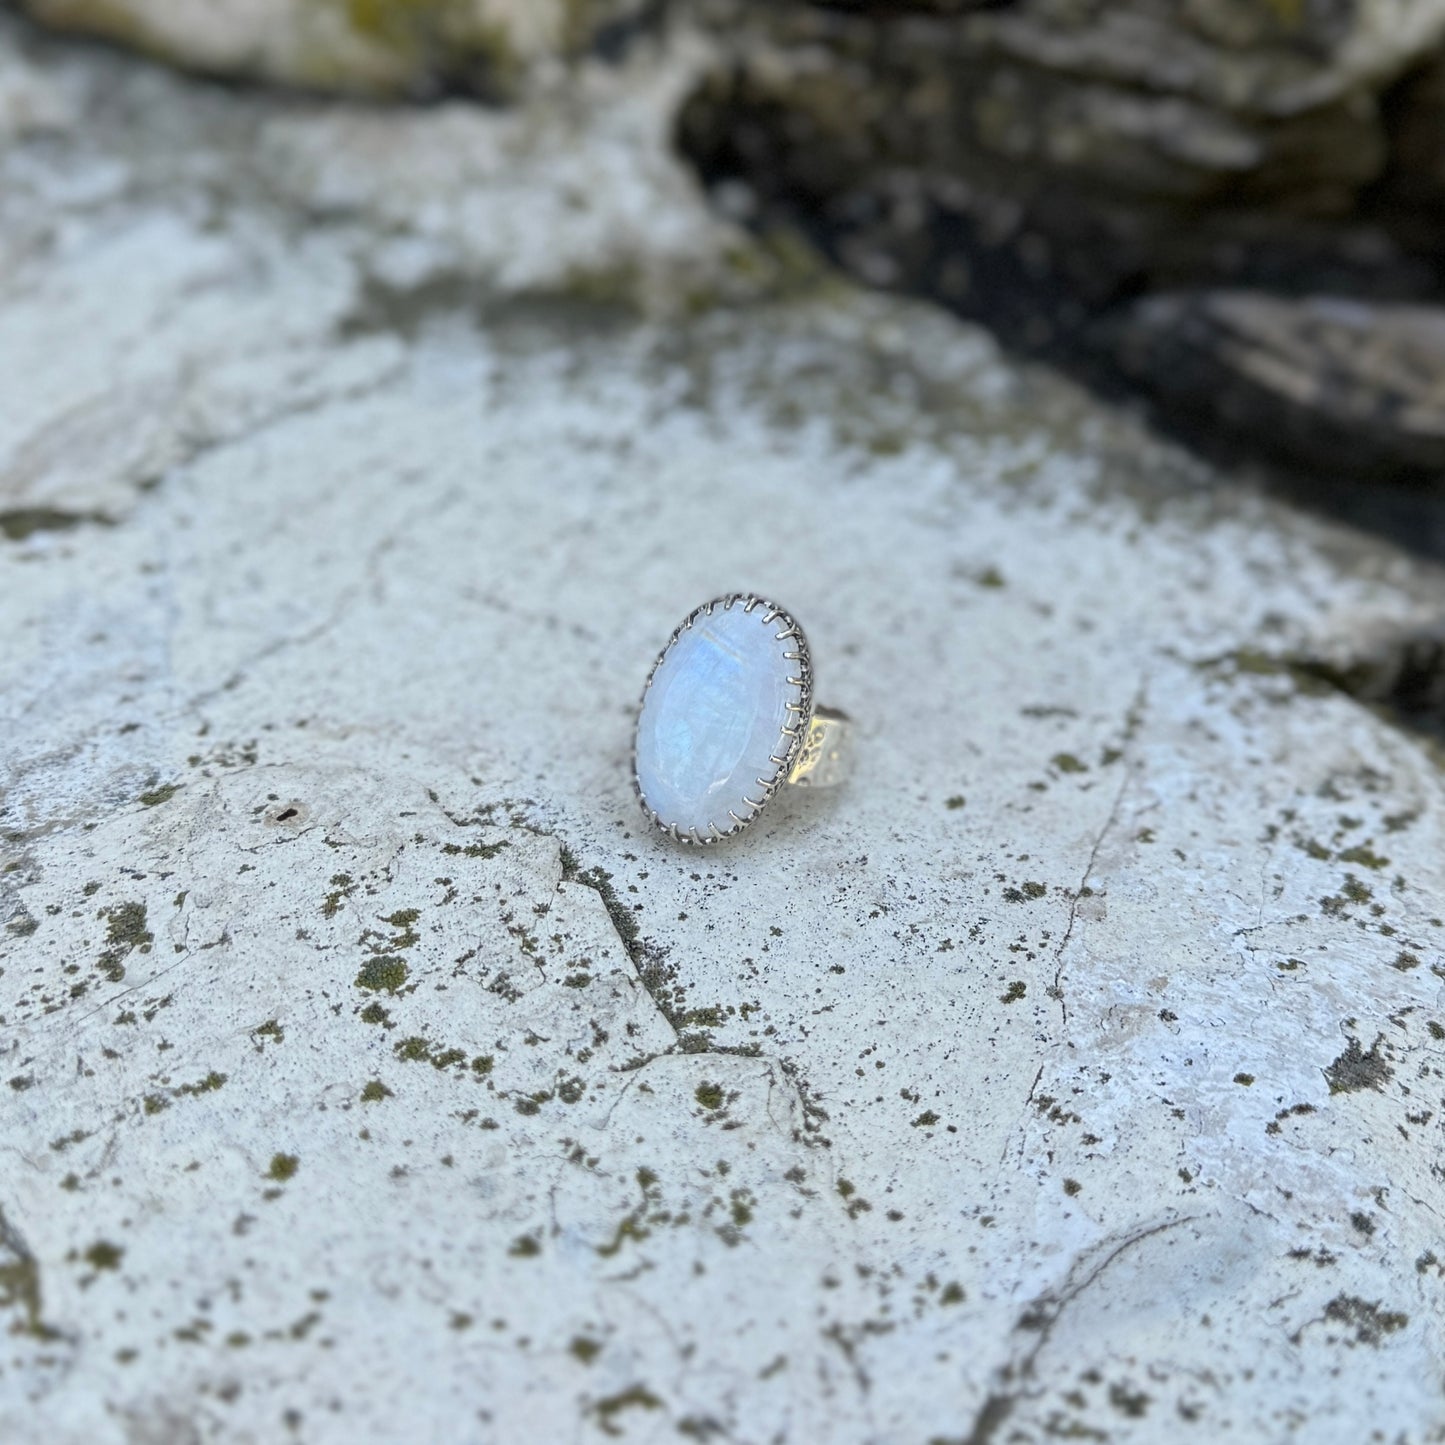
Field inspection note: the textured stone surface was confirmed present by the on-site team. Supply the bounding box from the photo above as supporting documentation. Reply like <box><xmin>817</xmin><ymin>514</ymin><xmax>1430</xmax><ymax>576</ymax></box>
<box><xmin>18</xmin><ymin>2</ymin><xmax>1445</xmax><ymax>483</ymax></box>
<box><xmin>679</xmin><ymin>0</ymin><xmax>1445</xmax><ymax>299</ymax></box>
<box><xmin>12</xmin><ymin>0</ymin><xmax>655</xmax><ymax>97</ymax></box>
<box><xmin>675</xmin><ymin>0</ymin><xmax>1445</xmax><ymax>478</ymax></box>
<box><xmin>3</xmin><ymin>17</ymin><xmax>1445</xmax><ymax>1445</ymax></box>
<box><xmin>1114</xmin><ymin>291</ymin><xmax>1445</xmax><ymax>477</ymax></box>
<box><xmin>635</xmin><ymin>598</ymin><xmax>806</xmax><ymax>839</ymax></box>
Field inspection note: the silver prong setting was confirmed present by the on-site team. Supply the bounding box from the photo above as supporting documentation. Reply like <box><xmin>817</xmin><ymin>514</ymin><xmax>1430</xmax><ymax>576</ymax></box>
<box><xmin>631</xmin><ymin>592</ymin><xmax>820</xmax><ymax>845</ymax></box>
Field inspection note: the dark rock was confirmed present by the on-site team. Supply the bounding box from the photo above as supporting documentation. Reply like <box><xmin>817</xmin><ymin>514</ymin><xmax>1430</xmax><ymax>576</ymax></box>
<box><xmin>677</xmin><ymin>0</ymin><xmax>1445</xmax><ymax>475</ymax></box>
<box><xmin>680</xmin><ymin>1</ymin><xmax>1445</xmax><ymax>296</ymax></box>
<box><xmin>1113</xmin><ymin>291</ymin><xmax>1445</xmax><ymax>476</ymax></box>
<box><xmin>1377</xmin><ymin>52</ymin><xmax>1445</xmax><ymax>242</ymax></box>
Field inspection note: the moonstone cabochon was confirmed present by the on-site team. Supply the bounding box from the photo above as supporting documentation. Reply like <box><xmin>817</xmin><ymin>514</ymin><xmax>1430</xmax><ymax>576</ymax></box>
<box><xmin>634</xmin><ymin>595</ymin><xmax>812</xmax><ymax>842</ymax></box>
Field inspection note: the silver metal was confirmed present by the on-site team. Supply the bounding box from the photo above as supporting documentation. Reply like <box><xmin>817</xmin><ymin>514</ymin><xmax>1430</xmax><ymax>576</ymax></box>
<box><xmin>787</xmin><ymin>706</ymin><xmax>853</xmax><ymax>788</ymax></box>
<box><xmin>632</xmin><ymin>592</ymin><xmax>851</xmax><ymax>845</ymax></box>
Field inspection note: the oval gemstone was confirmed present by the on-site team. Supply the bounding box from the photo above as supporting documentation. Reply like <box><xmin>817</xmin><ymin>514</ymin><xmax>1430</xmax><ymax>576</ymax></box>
<box><xmin>635</xmin><ymin>599</ymin><xmax>807</xmax><ymax>839</ymax></box>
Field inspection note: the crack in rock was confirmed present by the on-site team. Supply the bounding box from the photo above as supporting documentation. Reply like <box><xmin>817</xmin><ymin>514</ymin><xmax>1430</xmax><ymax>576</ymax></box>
<box><xmin>962</xmin><ymin>1215</ymin><xmax>1195</xmax><ymax>1444</ymax></box>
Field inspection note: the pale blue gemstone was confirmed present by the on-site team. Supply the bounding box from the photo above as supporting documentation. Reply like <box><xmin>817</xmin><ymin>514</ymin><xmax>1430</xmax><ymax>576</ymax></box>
<box><xmin>635</xmin><ymin>603</ymin><xmax>803</xmax><ymax>837</ymax></box>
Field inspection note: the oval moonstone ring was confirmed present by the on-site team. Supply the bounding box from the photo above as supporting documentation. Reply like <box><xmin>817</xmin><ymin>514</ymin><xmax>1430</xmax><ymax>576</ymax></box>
<box><xmin>633</xmin><ymin>593</ymin><xmax>851</xmax><ymax>844</ymax></box>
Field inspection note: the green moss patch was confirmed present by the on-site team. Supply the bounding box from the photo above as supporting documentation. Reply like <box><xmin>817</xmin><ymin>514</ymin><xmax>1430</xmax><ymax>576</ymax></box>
<box><xmin>355</xmin><ymin>957</ymin><xmax>409</xmax><ymax>992</ymax></box>
<box><xmin>97</xmin><ymin>901</ymin><xmax>153</xmax><ymax>983</ymax></box>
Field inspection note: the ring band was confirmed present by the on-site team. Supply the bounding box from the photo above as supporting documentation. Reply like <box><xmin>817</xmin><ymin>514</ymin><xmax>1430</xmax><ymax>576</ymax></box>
<box><xmin>633</xmin><ymin>594</ymin><xmax>851</xmax><ymax>844</ymax></box>
<box><xmin>786</xmin><ymin>704</ymin><xmax>852</xmax><ymax>789</ymax></box>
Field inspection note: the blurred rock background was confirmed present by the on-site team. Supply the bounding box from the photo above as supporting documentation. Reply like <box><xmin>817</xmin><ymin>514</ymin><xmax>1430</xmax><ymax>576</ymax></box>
<box><xmin>677</xmin><ymin>0</ymin><xmax>1445</xmax><ymax>500</ymax></box>
<box><xmin>11</xmin><ymin>0</ymin><xmax>661</xmax><ymax>98</ymax></box>
<box><xmin>14</xmin><ymin>0</ymin><xmax>1445</xmax><ymax>541</ymax></box>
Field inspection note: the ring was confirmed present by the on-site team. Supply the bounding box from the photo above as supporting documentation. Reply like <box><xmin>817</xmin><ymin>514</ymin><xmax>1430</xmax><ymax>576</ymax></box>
<box><xmin>633</xmin><ymin>593</ymin><xmax>852</xmax><ymax>844</ymax></box>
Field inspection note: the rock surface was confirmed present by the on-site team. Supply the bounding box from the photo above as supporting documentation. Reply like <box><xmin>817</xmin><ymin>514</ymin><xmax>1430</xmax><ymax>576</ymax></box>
<box><xmin>1113</xmin><ymin>291</ymin><xmax>1445</xmax><ymax>477</ymax></box>
<box><xmin>17</xmin><ymin>0</ymin><xmax>1445</xmax><ymax>477</ymax></box>
<box><xmin>12</xmin><ymin>0</ymin><xmax>654</xmax><ymax>97</ymax></box>
<box><xmin>680</xmin><ymin>0</ymin><xmax>1445</xmax><ymax>301</ymax></box>
<box><xmin>675</xmin><ymin>0</ymin><xmax>1445</xmax><ymax>476</ymax></box>
<box><xmin>3</xmin><ymin>16</ymin><xmax>1445</xmax><ymax>1445</ymax></box>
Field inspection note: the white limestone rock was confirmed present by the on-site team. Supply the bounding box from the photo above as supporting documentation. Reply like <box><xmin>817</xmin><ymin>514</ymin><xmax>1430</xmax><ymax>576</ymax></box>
<box><xmin>1</xmin><ymin>18</ymin><xmax>1444</xmax><ymax>1445</ymax></box>
<box><xmin>0</xmin><ymin>22</ymin><xmax>734</xmax><ymax>531</ymax></box>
